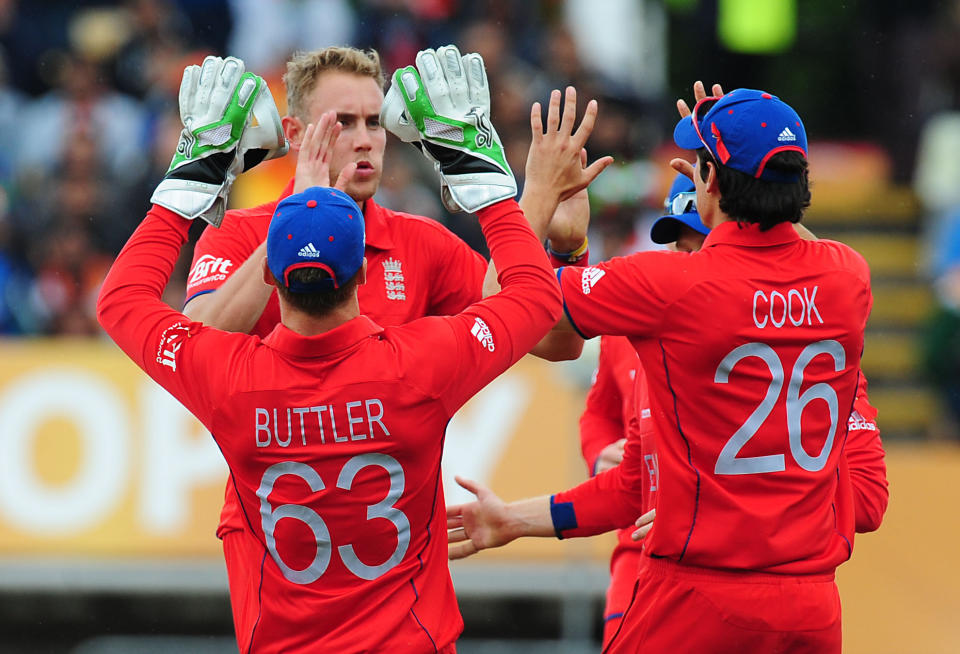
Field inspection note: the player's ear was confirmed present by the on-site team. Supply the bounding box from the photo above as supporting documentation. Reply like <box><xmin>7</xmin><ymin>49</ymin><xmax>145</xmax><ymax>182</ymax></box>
<box><xmin>705</xmin><ymin>159</ymin><xmax>719</xmax><ymax>194</ymax></box>
<box><xmin>358</xmin><ymin>258</ymin><xmax>367</xmax><ymax>285</ymax></box>
<box><xmin>262</xmin><ymin>258</ymin><xmax>277</xmax><ymax>287</ymax></box>
<box><xmin>282</xmin><ymin>115</ymin><xmax>305</xmax><ymax>151</ymax></box>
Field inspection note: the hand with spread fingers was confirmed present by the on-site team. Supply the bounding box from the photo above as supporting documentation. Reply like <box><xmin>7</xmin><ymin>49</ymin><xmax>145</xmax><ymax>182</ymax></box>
<box><xmin>525</xmin><ymin>86</ymin><xmax>613</xmax><ymax>207</ymax></box>
<box><xmin>447</xmin><ymin>476</ymin><xmax>527</xmax><ymax>561</ymax></box>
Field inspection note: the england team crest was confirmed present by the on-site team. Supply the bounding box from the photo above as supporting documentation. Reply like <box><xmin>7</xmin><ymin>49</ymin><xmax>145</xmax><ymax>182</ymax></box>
<box><xmin>383</xmin><ymin>257</ymin><xmax>406</xmax><ymax>301</ymax></box>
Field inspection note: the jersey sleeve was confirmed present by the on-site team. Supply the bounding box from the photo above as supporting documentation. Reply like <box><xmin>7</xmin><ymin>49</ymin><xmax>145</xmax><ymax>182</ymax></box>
<box><xmin>98</xmin><ymin>206</ymin><xmax>248</xmax><ymax>428</ymax></box>
<box><xmin>404</xmin><ymin>200</ymin><xmax>562</xmax><ymax>414</ymax></box>
<box><xmin>184</xmin><ymin>209</ymin><xmax>259</xmax><ymax>306</ymax></box>
<box><xmin>579</xmin><ymin>337</ymin><xmax>626</xmax><ymax>475</ymax></box>
<box><xmin>844</xmin><ymin>372</ymin><xmax>888</xmax><ymax>533</ymax></box>
<box><xmin>558</xmin><ymin>251</ymin><xmax>673</xmax><ymax>339</ymax></box>
<box><xmin>550</xmin><ymin>420</ymin><xmax>648</xmax><ymax>537</ymax></box>
<box><xmin>426</xmin><ymin>222</ymin><xmax>487</xmax><ymax>316</ymax></box>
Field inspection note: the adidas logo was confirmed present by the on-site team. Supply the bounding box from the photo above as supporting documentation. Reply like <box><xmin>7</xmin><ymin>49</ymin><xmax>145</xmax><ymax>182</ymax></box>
<box><xmin>581</xmin><ymin>267</ymin><xmax>605</xmax><ymax>295</ymax></box>
<box><xmin>847</xmin><ymin>410</ymin><xmax>876</xmax><ymax>431</ymax></box>
<box><xmin>298</xmin><ymin>243</ymin><xmax>320</xmax><ymax>258</ymax></box>
<box><xmin>471</xmin><ymin>317</ymin><xmax>495</xmax><ymax>352</ymax></box>
<box><xmin>778</xmin><ymin>127</ymin><xmax>797</xmax><ymax>142</ymax></box>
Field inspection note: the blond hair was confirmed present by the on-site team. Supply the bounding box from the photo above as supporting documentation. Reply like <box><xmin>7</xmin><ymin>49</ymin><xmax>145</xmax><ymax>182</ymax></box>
<box><xmin>284</xmin><ymin>47</ymin><xmax>385</xmax><ymax>120</ymax></box>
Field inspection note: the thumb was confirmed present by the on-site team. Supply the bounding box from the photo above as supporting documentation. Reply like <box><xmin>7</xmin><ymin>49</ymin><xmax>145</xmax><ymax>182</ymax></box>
<box><xmin>334</xmin><ymin>162</ymin><xmax>358</xmax><ymax>192</ymax></box>
<box><xmin>455</xmin><ymin>475</ymin><xmax>482</xmax><ymax>498</ymax></box>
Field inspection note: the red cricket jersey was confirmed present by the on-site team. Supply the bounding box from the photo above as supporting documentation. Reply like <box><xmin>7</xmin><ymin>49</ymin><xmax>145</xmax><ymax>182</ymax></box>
<box><xmin>553</xmin><ymin>220</ymin><xmax>872</xmax><ymax>575</ymax></box>
<box><xmin>186</xmin><ymin>180</ymin><xmax>488</xmax><ymax>539</ymax></box>
<box><xmin>186</xmin><ymin>179</ymin><xmax>488</xmax><ymax>338</ymax></box>
<box><xmin>97</xmin><ymin>200</ymin><xmax>560</xmax><ymax>653</ymax></box>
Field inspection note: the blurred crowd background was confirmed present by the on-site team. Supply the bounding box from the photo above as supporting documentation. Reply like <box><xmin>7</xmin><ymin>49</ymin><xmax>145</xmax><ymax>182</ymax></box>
<box><xmin>2</xmin><ymin>0</ymin><xmax>960</xmax><ymax>436</ymax></box>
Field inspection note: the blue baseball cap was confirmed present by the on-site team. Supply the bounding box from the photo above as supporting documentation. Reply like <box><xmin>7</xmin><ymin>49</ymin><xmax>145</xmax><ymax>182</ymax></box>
<box><xmin>650</xmin><ymin>173</ymin><xmax>710</xmax><ymax>244</ymax></box>
<box><xmin>266</xmin><ymin>186</ymin><xmax>365</xmax><ymax>292</ymax></box>
<box><xmin>673</xmin><ymin>88</ymin><xmax>807</xmax><ymax>182</ymax></box>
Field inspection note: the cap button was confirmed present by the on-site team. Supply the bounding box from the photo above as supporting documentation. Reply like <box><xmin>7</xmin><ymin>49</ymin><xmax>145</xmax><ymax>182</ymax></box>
<box><xmin>306</xmin><ymin>200</ymin><xmax>318</xmax><ymax>208</ymax></box>
<box><xmin>761</xmin><ymin>93</ymin><xmax>773</xmax><ymax>99</ymax></box>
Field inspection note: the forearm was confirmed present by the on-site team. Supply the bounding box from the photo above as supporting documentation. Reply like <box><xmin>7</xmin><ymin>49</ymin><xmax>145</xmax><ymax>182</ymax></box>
<box><xmin>97</xmin><ymin>206</ymin><xmax>194</xmax><ymax>368</ymax></box>
<box><xmin>183</xmin><ymin>241</ymin><xmax>272</xmax><ymax>332</ymax></box>
<box><xmin>476</xmin><ymin>199</ymin><xmax>562</xmax><ymax>338</ymax></box>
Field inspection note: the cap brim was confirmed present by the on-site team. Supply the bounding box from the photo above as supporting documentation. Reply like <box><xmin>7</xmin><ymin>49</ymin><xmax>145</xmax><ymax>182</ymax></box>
<box><xmin>673</xmin><ymin>115</ymin><xmax>704</xmax><ymax>150</ymax></box>
<box><xmin>650</xmin><ymin>213</ymin><xmax>709</xmax><ymax>244</ymax></box>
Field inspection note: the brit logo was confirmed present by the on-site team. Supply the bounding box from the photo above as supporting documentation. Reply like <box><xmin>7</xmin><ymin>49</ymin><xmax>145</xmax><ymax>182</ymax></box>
<box><xmin>383</xmin><ymin>257</ymin><xmax>406</xmax><ymax>301</ymax></box>
<box><xmin>847</xmin><ymin>410</ymin><xmax>876</xmax><ymax>431</ymax></box>
<box><xmin>298</xmin><ymin>243</ymin><xmax>320</xmax><ymax>258</ymax></box>
<box><xmin>155</xmin><ymin>322</ymin><xmax>192</xmax><ymax>372</ymax></box>
<box><xmin>778</xmin><ymin>127</ymin><xmax>797</xmax><ymax>142</ymax></box>
<box><xmin>471</xmin><ymin>317</ymin><xmax>495</xmax><ymax>352</ymax></box>
<box><xmin>581</xmin><ymin>267</ymin><xmax>605</xmax><ymax>294</ymax></box>
<box><xmin>188</xmin><ymin>254</ymin><xmax>233</xmax><ymax>285</ymax></box>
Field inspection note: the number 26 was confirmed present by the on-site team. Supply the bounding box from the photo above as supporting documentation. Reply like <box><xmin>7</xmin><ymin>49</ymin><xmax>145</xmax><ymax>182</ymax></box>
<box><xmin>713</xmin><ymin>340</ymin><xmax>845</xmax><ymax>475</ymax></box>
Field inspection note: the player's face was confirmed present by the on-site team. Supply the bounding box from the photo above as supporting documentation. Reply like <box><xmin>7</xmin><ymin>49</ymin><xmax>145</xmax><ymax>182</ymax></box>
<box><xmin>301</xmin><ymin>72</ymin><xmax>386</xmax><ymax>203</ymax></box>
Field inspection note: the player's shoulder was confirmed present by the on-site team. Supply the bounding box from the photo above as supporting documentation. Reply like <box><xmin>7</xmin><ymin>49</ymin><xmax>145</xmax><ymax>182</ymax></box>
<box><xmin>196</xmin><ymin>199</ymin><xmax>275</xmax><ymax>249</ymax></box>
<box><xmin>807</xmin><ymin>237</ymin><xmax>870</xmax><ymax>273</ymax></box>
<box><xmin>375</xmin><ymin>203</ymin><xmax>466</xmax><ymax>244</ymax></box>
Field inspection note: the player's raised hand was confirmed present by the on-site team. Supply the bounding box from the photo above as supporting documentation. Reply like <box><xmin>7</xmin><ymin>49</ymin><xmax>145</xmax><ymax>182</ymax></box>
<box><xmin>293</xmin><ymin>111</ymin><xmax>357</xmax><ymax>194</ymax></box>
<box><xmin>447</xmin><ymin>476</ymin><xmax>519</xmax><ymax>560</ymax></box>
<box><xmin>382</xmin><ymin>45</ymin><xmax>516</xmax><ymax>213</ymax></box>
<box><xmin>525</xmin><ymin>87</ymin><xmax>613</xmax><ymax>206</ymax></box>
<box><xmin>676</xmin><ymin>80</ymin><xmax>725</xmax><ymax>119</ymax></box>
<box><xmin>632</xmin><ymin>508</ymin><xmax>655</xmax><ymax>541</ymax></box>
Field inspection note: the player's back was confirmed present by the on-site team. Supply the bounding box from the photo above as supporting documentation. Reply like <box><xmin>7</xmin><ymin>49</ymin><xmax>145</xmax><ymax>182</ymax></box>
<box><xmin>209</xmin><ymin>317</ymin><xmax>478</xmax><ymax>653</ymax></box>
<box><xmin>634</xmin><ymin>222</ymin><xmax>871</xmax><ymax>574</ymax></box>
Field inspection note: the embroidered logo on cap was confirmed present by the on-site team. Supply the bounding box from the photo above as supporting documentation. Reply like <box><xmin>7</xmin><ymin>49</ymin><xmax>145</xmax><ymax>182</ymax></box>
<box><xmin>298</xmin><ymin>243</ymin><xmax>320</xmax><ymax>257</ymax></box>
<box><xmin>778</xmin><ymin>127</ymin><xmax>797</xmax><ymax>142</ymax></box>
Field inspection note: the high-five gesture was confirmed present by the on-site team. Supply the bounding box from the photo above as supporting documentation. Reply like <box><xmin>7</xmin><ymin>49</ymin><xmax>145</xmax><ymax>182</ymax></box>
<box><xmin>525</xmin><ymin>87</ymin><xmax>612</xmax><ymax>205</ymax></box>
<box><xmin>151</xmin><ymin>56</ymin><xmax>287</xmax><ymax>226</ymax></box>
<box><xmin>292</xmin><ymin>111</ymin><xmax>357</xmax><ymax>194</ymax></box>
<box><xmin>382</xmin><ymin>45</ymin><xmax>516</xmax><ymax>213</ymax></box>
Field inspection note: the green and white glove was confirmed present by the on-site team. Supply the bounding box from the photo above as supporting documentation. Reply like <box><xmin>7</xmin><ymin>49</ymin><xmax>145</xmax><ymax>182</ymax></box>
<box><xmin>151</xmin><ymin>56</ymin><xmax>288</xmax><ymax>226</ymax></box>
<box><xmin>380</xmin><ymin>45</ymin><xmax>516</xmax><ymax>213</ymax></box>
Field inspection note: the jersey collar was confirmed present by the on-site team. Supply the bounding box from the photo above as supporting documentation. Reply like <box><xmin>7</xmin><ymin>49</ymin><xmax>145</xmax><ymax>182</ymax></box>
<box><xmin>278</xmin><ymin>179</ymin><xmax>394</xmax><ymax>251</ymax></box>
<box><xmin>361</xmin><ymin>198</ymin><xmax>395</xmax><ymax>251</ymax></box>
<box><xmin>262</xmin><ymin>315</ymin><xmax>384</xmax><ymax>358</ymax></box>
<box><xmin>702</xmin><ymin>220</ymin><xmax>800</xmax><ymax>249</ymax></box>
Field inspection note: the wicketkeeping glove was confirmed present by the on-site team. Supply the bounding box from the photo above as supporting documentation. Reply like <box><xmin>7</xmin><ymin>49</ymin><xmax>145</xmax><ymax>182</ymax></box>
<box><xmin>380</xmin><ymin>45</ymin><xmax>516</xmax><ymax>213</ymax></box>
<box><xmin>151</xmin><ymin>56</ymin><xmax>288</xmax><ymax>226</ymax></box>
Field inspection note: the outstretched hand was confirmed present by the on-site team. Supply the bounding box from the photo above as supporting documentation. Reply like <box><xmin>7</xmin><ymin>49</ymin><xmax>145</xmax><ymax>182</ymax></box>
<box><xmin>446</xmin><ymin>476</ymin><xmax>519</xmax><ymax>560</ymax></box>
<box><xmin>293</xmin><ymin>111</ymin><xmax>357</xmax><ymax>194</ymax></box>
<box><xmin>525</xmin><ymin>87</ymin><xmax>613</xmax><ymax>207</ymax></box>
<box><xmin>671</xmin><ymin>80</ymin><xmax>725</xmax><ymax>182</ymax></box>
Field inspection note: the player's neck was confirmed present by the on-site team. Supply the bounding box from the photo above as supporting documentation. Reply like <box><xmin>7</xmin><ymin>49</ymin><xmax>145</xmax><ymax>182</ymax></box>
<box><xmin>279</xmin><ymin>297</ymin><xmax>361</xmax><ymax>337</ymax></box>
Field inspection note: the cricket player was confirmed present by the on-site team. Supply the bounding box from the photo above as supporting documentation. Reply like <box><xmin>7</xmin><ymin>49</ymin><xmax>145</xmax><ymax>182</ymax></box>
<box><xmin>581</xmin><ymin>173</ymin><xmax>888</xmax><ymax>647</ymax></box>
<box><xmin>179</xmin><ymin>45</ymin><xmax>609</xmax><ymax>637</ymax></box>
<box><xmin>448</xmin><ymin>86</ymin><xmax>875</xmax><ymax>653</ymax></box>
<box><xmin>97</xmin><ymin>54</ymin><xmax>591</xmax><ymax>652</ymax></box>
